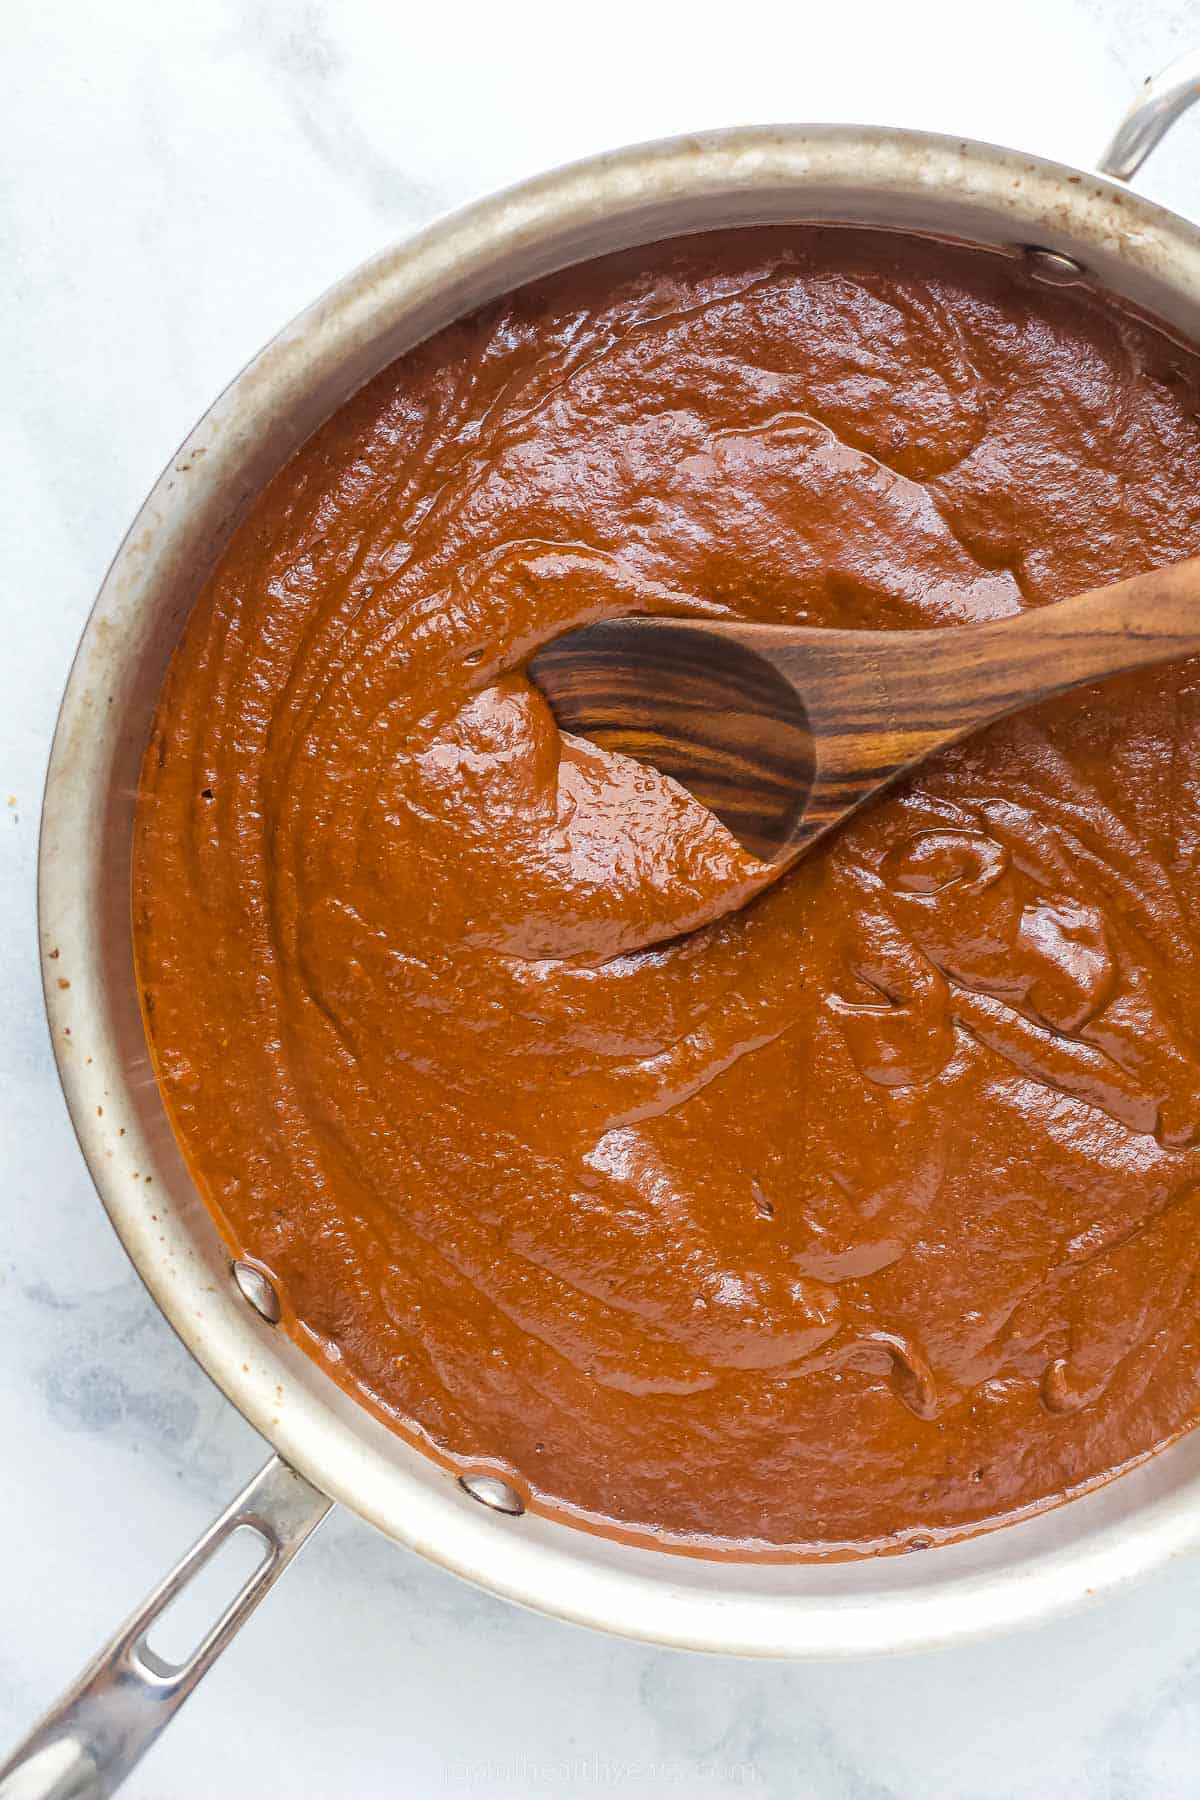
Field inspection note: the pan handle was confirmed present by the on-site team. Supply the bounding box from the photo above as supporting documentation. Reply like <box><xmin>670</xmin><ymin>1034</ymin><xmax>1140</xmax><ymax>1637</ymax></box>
<box><xmin>1098</xmin><ymin>49</ymin><xmax>1200</xmax><ymax>181</ymax></box>
<box><xmin>0</xmin><ymin>1456</ymin><xmax>331</xmax><ymax>1800</ymax></box>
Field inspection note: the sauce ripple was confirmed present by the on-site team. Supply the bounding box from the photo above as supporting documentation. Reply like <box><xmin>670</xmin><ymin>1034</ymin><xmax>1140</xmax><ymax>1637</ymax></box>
<box><xmin>135</xmin><ymin>228</ymin><xmax>1200</xmax><ymax>1554</ymax></box>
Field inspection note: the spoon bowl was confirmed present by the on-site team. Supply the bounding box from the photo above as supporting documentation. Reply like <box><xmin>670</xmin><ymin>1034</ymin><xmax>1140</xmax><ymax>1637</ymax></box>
<box><xmin>529</xmin><ymin>556</ymin><xmax>1200</xmax><ymax>863</ymax></box>
<box><xmin>530</xmin><ymin>617</ymin><xmax>815</xmax><ymax>859</ymax></box>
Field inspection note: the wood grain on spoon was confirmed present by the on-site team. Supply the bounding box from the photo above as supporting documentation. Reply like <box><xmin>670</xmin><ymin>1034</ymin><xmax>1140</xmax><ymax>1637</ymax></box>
<box><xmin>528</xmin><ymin>557</ymin><xmax>1200</xmax><ymax>863</ymax></box>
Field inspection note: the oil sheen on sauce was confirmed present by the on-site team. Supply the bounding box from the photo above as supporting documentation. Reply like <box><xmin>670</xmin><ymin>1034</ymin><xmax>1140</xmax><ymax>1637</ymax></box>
<box><xmin>133</xmin><ymin>229</ymin><xmax>1200</xmax><ymax>1556</ymax></box>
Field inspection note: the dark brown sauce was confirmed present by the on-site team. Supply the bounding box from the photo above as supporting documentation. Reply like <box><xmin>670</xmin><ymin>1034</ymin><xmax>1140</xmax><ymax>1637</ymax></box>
<box><xmin>134</xmin><ymin>227</ymin><xmax>1200</xmax><ymax>1556</ymax></box>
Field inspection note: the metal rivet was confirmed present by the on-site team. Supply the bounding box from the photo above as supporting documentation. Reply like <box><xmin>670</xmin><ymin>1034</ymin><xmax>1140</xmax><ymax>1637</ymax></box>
<box><xmin>232</xmin><ymin>1261</ymin><xmax>281</xmax><ymax>1324</ymax></box>
<box><xmin>1023</xmin><ymin>246</ymin><xmax>1087</xmax><ymax>285</ymax></box>
<box><xmin>458</xmin><ymin>1473</ymin><xmax>525</xmax><ymax>1516</ymax></box>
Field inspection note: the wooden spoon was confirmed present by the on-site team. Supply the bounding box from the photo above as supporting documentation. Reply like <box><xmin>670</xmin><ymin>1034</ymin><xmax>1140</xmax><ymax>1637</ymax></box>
<box><xmin>528</xmin><ymin>557</ymin><xmax>1200</xmax><ymax>864</ymax></box>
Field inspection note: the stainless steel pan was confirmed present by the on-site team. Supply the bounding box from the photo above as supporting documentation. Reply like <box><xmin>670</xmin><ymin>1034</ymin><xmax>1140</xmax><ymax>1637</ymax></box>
<box><xmin>5</xmin><ymin>54</ymin><xmax>1200</xmax><ymax>1799</ymax></box>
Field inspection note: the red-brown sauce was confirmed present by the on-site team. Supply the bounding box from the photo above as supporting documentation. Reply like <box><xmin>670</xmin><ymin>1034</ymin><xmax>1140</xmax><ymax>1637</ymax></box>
<box><xmin>134</xmin><ymin>228</ymin><xmax>1200</xmax><ymax>1554</ymax></box>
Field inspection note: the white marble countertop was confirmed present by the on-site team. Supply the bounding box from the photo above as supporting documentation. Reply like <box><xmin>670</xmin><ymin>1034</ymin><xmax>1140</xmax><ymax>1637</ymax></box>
<box><xmin>5</xmin><ymin>2</ymin><xmax>1200</xmax><ymax>1794</ymax></box>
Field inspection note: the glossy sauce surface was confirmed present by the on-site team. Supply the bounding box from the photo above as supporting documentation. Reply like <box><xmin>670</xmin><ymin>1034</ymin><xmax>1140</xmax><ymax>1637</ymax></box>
<box><xmin>134</xmin><ymin>230</ymin><xmax>1200</xmax><ymax>1553</ymax></box>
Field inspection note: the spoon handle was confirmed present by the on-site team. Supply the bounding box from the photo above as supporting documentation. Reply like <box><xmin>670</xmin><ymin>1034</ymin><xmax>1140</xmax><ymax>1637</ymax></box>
<box><xmin>935</xmin><ymin>555</ymin><xmax>1200</xmax><ymax>719</ymax></box>
<box><xmin>745</xmin><ymin>555</ymin><xmax>1200</xmax><ymax>857</ymax></box>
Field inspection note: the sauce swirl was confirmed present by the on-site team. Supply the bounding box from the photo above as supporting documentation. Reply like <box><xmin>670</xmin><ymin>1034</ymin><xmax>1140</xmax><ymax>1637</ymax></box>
<box><xmin>135</xmin><ymin>229</ymin><xmax>1200</xmax><ymax>1553</ymax></box>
